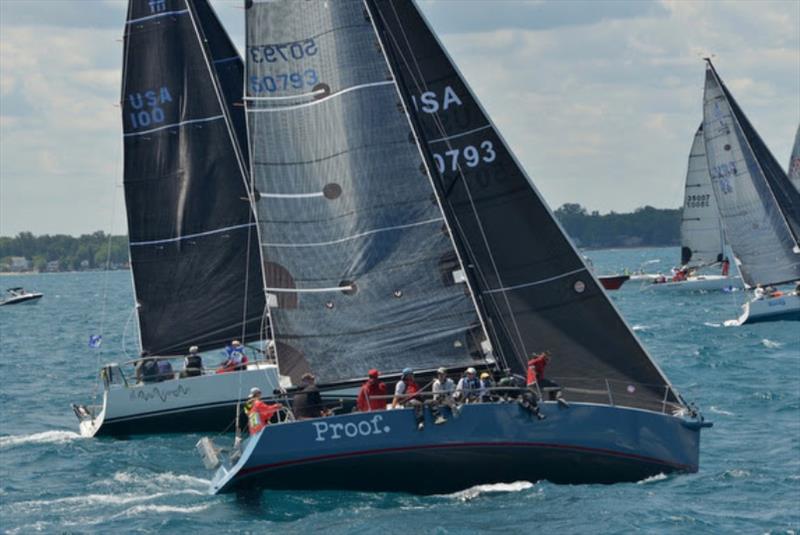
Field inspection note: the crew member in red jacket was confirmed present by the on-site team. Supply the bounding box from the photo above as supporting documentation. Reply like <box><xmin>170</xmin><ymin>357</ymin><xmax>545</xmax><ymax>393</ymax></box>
<box><xmin>245</xmin><ymin>387</ymin><xmax>282</xmax><ymax>435</ymax></box>
<box><xmin>357</xmin><ymin>369</ymin><xmax>388</xmax><ymax>412</ymax></box>
<box><xmin>526</xmin><ymin>352</ymin><xmax>551</xmax><ymax>386</ymax></box>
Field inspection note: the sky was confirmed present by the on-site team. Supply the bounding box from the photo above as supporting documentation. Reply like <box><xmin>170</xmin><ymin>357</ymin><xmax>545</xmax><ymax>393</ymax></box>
<box><xmin>0</xmin><ymin>0</ymin><xmax>798</xmax><ymax>236</ymax></box>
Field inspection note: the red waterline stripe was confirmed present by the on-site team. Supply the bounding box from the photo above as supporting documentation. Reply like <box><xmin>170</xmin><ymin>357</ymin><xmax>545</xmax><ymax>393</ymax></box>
<box><xmin>237</xmin><ymin>441</ymin><xmax>695</xmax><ymax>479</ymax></box>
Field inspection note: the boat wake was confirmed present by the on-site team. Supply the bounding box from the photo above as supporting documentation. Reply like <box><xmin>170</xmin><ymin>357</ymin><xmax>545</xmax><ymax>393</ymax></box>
<box><xmin>444</xmin><ymin>481</ymin><xmax>536</xmax><ymax>501</ymax></box>
<box><xmin>0</xmin><ymin>430</ymin><xmax>82</xmax><ymax>449</ymax></box>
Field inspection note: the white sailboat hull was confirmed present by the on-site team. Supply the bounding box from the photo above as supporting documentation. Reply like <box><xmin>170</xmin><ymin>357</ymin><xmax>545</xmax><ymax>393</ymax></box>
<box><xmin>75</xmin><ymin>363</ymin><xmax>283</xmax><ymax>437</ymax></box>
<box><xmin>642</xmin><ymin>275</ymin><xmax>741</xmax><ymax>292</ymax></box>
<box><xmin>724</xmin><ymin>292</ymin><xmax>800</xmax><ymax>326</ymax></box>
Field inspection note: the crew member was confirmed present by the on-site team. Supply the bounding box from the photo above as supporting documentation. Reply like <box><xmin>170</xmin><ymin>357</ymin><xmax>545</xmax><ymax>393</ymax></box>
<box><xmin>357</xmin><ymin>369</ymin><xmax>388</xmax><ymax>412</ymax></box>
<box><xmin>182</xmin><ymin>345</ymin><xmax>203</xmax><ymax>378</ymax></box>
<box><xmin>292</xmin><ymin>372</ymin><xmax>329</xmax><ymax>419</ymax></box>
<box><xmin>218</xmin><ymin>340</ymin><xmax>248</xmax><ymax>373</ymax></box>
<box><xmin>721</xmin><ymin>257</ymin><xmax>730</xmax><ymax>277</ymax></box>
<box><xmin>527</xmin><ymin>352</ymin><xmax>551</xmax><ymax>387</ymax></box>
<box><xmin>392</xmin><ymin>368</ymin><xmax>425</xmax><ymax>430</ymax></box>
<box><xmin>455</xmin><ymin>367</ymin><xmax>481</xmax><ymax>402</ymax></box>
<box><xmin>244</xmin><ymin>387</ymin><xmax>281</xmax><ymax>435</ymax></box>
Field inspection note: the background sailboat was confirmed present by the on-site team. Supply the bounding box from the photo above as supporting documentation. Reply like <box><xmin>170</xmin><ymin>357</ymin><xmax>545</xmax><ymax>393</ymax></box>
<box><xmin>702</xmin><ymin>60</ymin><xmax>800</xmax><ymax>325</ymax></box>
<box><xmin>204</xmin><ymin>0</ymin><xmax>709</xmax><ymax>494</ymax></box>
<box><xmin>73</xmin><ymin>0</ymin><xmax>281</xmax><ymax>437</ymax></box>
<box><xmin>789</xmin><ymin>124</ymin><xmax>800</xmax><ymax>193</ymax></box>
<box><xmin>645</xmin><ymin>124</ymin><xmax>741</xmax><ymax>292</ymax></box>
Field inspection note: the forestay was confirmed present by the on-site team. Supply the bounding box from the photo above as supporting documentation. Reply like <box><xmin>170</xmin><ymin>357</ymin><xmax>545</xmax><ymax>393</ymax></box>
<box><xmin>366</xmin><ymin>0</ymin><xmax>679</xmax><ymax>411</ymax></box>
<box><xmin>702</xmin><ymin>60</ymin><xmax>800</xmax><ymax>287</ymax></box>
<box><xmin>789</xmin><ymin>124</ymin><xmax>800</xmax><ymax>193</ymax></box>
<box><xmin>680</xmin><ymin>125</ymin><xmax>725</xmax><ymax>266</ymax></box>
<box><xmin>122</xmin><ymin>0</ymin><xmax>265</xmax><ymax>356</ymax></box>
<box><xmin>245</xmin><ymin>0</ymin><xmax>491</xmax><ymax>384</ymax></box>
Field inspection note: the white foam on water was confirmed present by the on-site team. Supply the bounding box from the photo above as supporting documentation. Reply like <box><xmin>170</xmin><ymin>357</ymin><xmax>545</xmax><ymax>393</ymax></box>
<box><xmin>632</xmin><ymin>324</ymin><xmax>651</xmax><ymax>331</ymax></box>
<box><xmin>761</xmin><ymin>338</ymin><xmax>782</xmax><ymax>349</ymax></box>
<box><xmin>0</xmin><ymin>430</ymin><xmax>82</xmax><ymax>449</ymax></box>
<box><xmin>110</xmin><ymin>503</ymin><xmax>211</xmax><ymax>519</ymax></box>
<box><xmin>703</xmin><ymin>321</ymin><xmax>723</xmax><ymax>328</ymax></box>
<box><xmin>444</xmin><ymin>481</ymin><xmax>535</xmax><ymax>501</ymax></box>
<box><xmin>709</xmin><ymin>406</ymin><xmax>735</xmax><ymax>416</ymax></box>
<box><xmin>637</xmin><ymin>473</ymin><xmax>668</xmax><ymax>484</ymax></box>
<box><xmin>111</xmin><ymin>470</ymin><xmax>209</xmax><ymax>489</ymax></box>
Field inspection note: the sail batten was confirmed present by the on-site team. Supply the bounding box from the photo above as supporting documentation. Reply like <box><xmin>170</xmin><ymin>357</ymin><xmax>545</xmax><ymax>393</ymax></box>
<box><xmin>702</xmin><ymin>61</ymin><xmax>800</xmax><ymax>287</ymax></box>
<box><xmin>122</xmin><ymin>0</ymin><xmax>265</xmax><ymax>355</ymax></box>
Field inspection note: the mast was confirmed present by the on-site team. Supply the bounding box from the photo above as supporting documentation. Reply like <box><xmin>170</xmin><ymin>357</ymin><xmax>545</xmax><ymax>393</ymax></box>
<box><xmin>121</xmin><ymin>0</ymin><xmax>265</xmax><ymax>355</ymax></box>
<box><xmin>702</xmin><ymin>60</ymin><xmax>800</xmax><ymax>287</ymax></box>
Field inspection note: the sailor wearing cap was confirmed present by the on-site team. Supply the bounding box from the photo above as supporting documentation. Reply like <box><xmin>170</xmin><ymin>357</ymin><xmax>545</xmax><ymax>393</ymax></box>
<box><xmin>357</xmin><ymin>369</ymin><xmax>388</xmax><ymax>412</ymax></box>
<box><xmin>455</xmin><ymin>367</ymin><xmax>481</xmax><ymax>403</ymax></box>
<box><xmin>182</xmin><ymin>345</ymin><xmax>203</xmax><ymax>378</ymax></box>
<box><xmin>244</xmin><ymin>386</ymin><xmax>282</xmax><ymax>435</ymax></box>
<box><xmin>391</xmin><ymin>368</ymin><xmax>425</xmax><ymax>430</ymax></box>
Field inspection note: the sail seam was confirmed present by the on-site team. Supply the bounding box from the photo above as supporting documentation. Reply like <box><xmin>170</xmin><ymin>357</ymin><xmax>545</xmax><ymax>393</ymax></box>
<box><xmin>484</xmin><ymin>268</ymin><xmax>588</xmax><ymax>294</ymax></box>
<box><xmin>261</xmin><ymin>217</ymin><xmax>443</xmax><ymax>247</ymax></box>
<box><xmin>130</xmin><ymin>222</ymin><xmax>257</xmax><ymax>246</ymax></box>
<box><xmin>246</xmin><ymin>81</ymin><xmax>394</xmax><ymax>112</ymax></box>
<box><xmin>123</xmin><ymin>114</ymin><xmax>224</xmax><ymax>137</ymax></box>
<box><xmin>127</xmin><ymin>9</ymin><xmax>189</xmax><ymax>25</ymax></box>
<box><xmin>265</xmin><ymin>286</ymin><xmax>350</xmax><ymax>293</ymax></box>
<box><xmin>213</xmin><ymin>56</ymin><xmax>239</xmax><ymax>65</ymax></box>
<box><xmin>427</xmin><ymin>124</ymin><xmax>492</xmax><ymax>144</ymax></box>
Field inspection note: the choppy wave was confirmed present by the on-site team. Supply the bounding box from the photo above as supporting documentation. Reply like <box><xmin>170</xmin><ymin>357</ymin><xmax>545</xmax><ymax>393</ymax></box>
<box><xmin>445</xmin><ymin>481</ymin><xmax>535</xmax><ymax>501</ymax></box>
<box><xmin>709</xmin><ymin>406</ymin><xmax>735</xmax><ymax>416</ymax></box>
<box><xmin>108</xmin><ymin>503</ymin><xmax>211</xmax><ymax>519</ymax></box>
<box><xmin>632</xmin><ymin>324</ymin><xmax>652</xmax><ymax>332</ymax></box>
<box><xmin>0</xmin><ymin>430</ymin><xmax>82</xmax><ymax>449</ymax></box>
<box><xmin>760</xmin><ymin>338</ymin><xmax>782</xmax><ymax>349</ymax></box>
<box><xmin>112</xmin><ymin>470</ymin><xmax>210</xmax><ymax>489</ymax></box>
<box><xmin>637</xmin><ymin>473</ymin><xmax>667</xmax><ymax>484</ymax></box>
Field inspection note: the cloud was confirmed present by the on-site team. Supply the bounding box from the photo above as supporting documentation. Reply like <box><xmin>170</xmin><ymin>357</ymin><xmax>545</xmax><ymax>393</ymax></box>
<box><xmin>0</xmin><ymin>0</ymin><xmax>797</xmax><ymax>235</ymax></box>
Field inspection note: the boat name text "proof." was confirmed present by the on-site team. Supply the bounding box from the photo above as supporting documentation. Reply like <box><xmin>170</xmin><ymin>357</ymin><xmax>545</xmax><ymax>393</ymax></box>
<box><xmin>312</xmin><ymin>415</ymin><xmax>391</xmax><ymax>442</ymax></box>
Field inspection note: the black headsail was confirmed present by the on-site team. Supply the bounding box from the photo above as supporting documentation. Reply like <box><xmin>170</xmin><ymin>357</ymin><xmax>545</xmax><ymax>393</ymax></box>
<box><xmin>366</xmin><ymin>0</ymin><xmax>680</xmax><ymax>410</ymax></box>
<box><xmin>245</xmin><ymin>0</ymin><xmax>494</xmax><ymax>384</ymax></box>
<box><xmin>122</xmin><ymin>0</ymin><xmax>265</xmax><ymax>356</ymax></box>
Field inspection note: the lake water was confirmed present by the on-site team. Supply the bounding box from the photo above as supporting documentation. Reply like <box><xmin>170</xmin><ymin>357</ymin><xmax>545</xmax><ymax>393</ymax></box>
<box><xmin>0</xmin><ymin>247</ymin><xmax>798</xmax><ymax>533</ymax></box>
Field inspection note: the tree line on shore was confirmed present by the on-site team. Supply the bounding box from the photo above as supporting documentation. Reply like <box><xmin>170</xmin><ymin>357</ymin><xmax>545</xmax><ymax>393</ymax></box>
<box><xmin>0</xmin><ymin>204</ymin><xmax>681</xmax><ymax>272</ymax></box>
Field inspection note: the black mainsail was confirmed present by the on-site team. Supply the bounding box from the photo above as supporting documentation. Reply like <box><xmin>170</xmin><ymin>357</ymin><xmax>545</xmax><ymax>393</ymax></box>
<box><xmin>702</xmin><ymin>60</ymin><xmax>800</xmax><ymax>287</ymax></box>
<box><xmin>367</xmin><ymin>0</ymin><xmax>678</xmax><ymax>410</ymax></box>
<box><xmin>122</xmin><ymin>0</ymin><xmax>265</xmax><ymax>356</ymax></box>
<box><xmin>245</xmin><ymin>0</ymin><xmax>493</xmax><ymax>383</ymax></box>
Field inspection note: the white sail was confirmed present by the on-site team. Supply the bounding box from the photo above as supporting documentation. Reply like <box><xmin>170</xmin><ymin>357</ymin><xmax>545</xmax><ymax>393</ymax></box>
<box><xmin>702</xmin><ymin>62</ymin><xmax>800</xmax><ymax>287</ymax></box>
<box><xmin>789</xmin><ymin>123</ymin><xmax>800</xmax><ymax>193</ymax></box>
<box><xmin>680</xmin><ymin>125</ymin><xmax>724</xmax><ymax>267</ymax></box>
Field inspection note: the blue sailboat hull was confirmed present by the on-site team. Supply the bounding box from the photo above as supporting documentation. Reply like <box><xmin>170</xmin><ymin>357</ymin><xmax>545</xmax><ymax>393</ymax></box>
<box><xmin>209</xmin><ymin>401</ymin><xmax>706</xmax><ymax>494</ymax></box>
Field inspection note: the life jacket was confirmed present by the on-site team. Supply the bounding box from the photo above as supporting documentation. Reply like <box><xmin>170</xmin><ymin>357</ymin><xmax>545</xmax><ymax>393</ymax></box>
<box><xmin>404</xmin><ymin>379</ymin><xmax>419</xmax><ymax>396</ymax></box>
<box><xmin>185</xmin><ymin>355</ymin><xmax>202</xmax><ymax>369</ymax></box>
<box><xmin>247</xmin><ymin>399</ymin><xmax>280</xmax><ymax>435</ymax></box>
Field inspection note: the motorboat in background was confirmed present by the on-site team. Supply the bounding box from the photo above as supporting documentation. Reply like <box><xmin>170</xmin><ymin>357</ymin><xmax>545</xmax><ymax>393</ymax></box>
<box><xmin>701</xmin><ymin>60</ymin><xmax>800</xmax><ymax>325</ymax></box>
<box><xmin>0</xmin><ymin>287</ymin><xmax>43</xmax><ymax>306</ymax></box>
<box><xmin>202</xmin><ymin>0</ymin><xmax>710</xmax><ymax>495</ymax></box>
<box><xmin>643</xmin><ymin>125</ymin><xmax>741</xmax><ymax>292</ymax></box>
<box><xmin>72</xmin><ymin>0</ymin><xmax>282</xmax><ymax>436</ymax></box>
<box><xmin>598</xmin><ymin>274</ymin><xmax>630</xmax><ymax>291</ymax></box>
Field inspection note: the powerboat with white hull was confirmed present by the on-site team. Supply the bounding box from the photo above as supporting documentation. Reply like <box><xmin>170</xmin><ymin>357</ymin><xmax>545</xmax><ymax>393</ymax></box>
<box><xmin>644</xmin><ymin>125</ymin><xmax>740</xmax><ymax>292</ymax></box>
<box><xmin>196</xmin><ymin>0</ymin><xmax>710</xmax><ymax>494</ymax></box>
<box><xmin>0</xmin><ymin>287</ymin><xmax>43</xmax><ymax>306</ymax></box>
<box><xmin>73</xmin><ymin>0</ymin><xmax>275</xmax><ymax>435</ymax></box>
<box><xmin>702</xmin><ymin>60</ymin><xmax>800</xmax><ymax>325</ymax></box>
<box><xmin>73</xmin><ymin>357</ymin><xmax>283</xmax><ymax>437</ymax></box>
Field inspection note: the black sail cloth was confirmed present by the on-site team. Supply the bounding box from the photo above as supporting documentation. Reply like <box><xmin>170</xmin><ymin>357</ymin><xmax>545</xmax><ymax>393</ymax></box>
<box><xmin>122</xmin><ymin>0</ymin><xmax>265</xmax><ymax>356</ymax></box>
<box><xmin>367</xmin><ymin>0</ymin><xmax>680</xmax><ymax>411</ymax></box>
<box><xmin>245</xmin><ymin>0</ymin><xmax>492</xmax><ymax>384</ymax></box>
